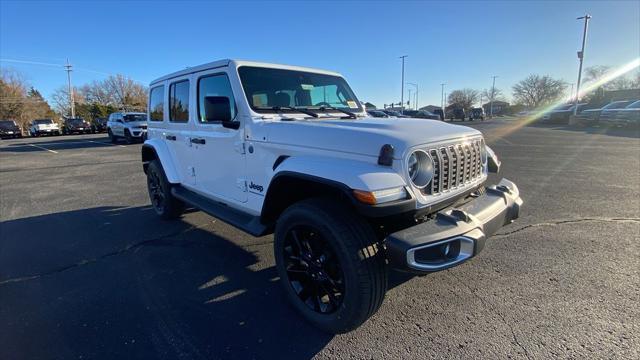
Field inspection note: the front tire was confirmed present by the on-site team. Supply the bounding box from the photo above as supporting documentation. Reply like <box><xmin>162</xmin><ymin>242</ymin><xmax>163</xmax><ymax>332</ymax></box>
<box><xmin>274</xmin><ymin>198</ymin><xmax>387</xmax><ymax>333</ymax></box>
<box><xmin>146</xmin><ymin>160</ymin><xmax>184</xmax><ymax>220</ymax></box>
<box><xmin>124</xmin><ymin>129</ymin><xmax>133</xmax><ymax>144</ymax></box>
<box><xmin>108</xmin><ymin>129</ymin><xmax>117</xmax><ymax>143</ymax></box>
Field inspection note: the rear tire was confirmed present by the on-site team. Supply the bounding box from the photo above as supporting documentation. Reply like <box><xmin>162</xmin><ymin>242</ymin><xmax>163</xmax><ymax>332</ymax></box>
<box><xmin>274</xmin><ymin>198</ymin><xmax>387</xmax><ymax>333</ymax></box>
<box><xmin>108</xmin><ymin>129</ymin><xmax>117</xmax><ymax>143</ymax></box>
<box><xmin>146</xmin><ymin>160</ymin><xmax>184</xmax><ymax>220</ymax></box>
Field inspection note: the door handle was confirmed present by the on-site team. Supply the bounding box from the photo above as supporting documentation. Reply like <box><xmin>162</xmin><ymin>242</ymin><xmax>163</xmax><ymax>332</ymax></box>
<box><xmin>165</xmin><ymin>135</ymin><xmax>176</xmax><ymax>141</ymax></box>
<box><xmin>190</xmin><ymin>138</ymin><xmax>206</xmax><ymax>145</ymax></box>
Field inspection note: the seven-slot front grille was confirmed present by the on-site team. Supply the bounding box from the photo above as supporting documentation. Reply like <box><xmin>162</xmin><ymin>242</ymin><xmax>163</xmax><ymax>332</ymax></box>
<box><xmin>423</xmin><ymin>139</ymin><xmax>484</xmax><ymax>195</ymax></box>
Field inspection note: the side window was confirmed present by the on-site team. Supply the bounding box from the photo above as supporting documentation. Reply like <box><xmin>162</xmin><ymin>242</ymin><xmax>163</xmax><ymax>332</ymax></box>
<box><xmin>197</xmin><ymin>74</ymin><xmax>236</xmax><ymax>123</ymax></box>
<box><xmin>169</xmin><ymin>80</ymin><xmax>189</xmax><ymax>122</ymax></box>
<box><xmin>149</xmin><ymin>86</ymin><xmax>164</xmax><ymax>121</ymax></box>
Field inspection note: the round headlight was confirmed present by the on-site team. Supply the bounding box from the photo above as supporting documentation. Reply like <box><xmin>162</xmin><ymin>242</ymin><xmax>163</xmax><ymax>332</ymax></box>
<box><xmin>407</xmin><ymin>150</ymin><xmax>434</xmax><ymax>189</ymax></box>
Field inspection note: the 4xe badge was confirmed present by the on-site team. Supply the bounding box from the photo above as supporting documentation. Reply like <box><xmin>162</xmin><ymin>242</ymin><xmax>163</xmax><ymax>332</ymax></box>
<box><xmin>248</xmin><ymin>181</ymin><xmax>264</xmax><ymax>193</ymax></box>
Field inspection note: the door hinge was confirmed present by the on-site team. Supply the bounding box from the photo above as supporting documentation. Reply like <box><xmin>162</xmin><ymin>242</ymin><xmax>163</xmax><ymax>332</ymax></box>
<box><xmin>237</xmin><ymin>178</ymin><xmax>247</xmax><ymax>192</ymax></box>
<box><xmin>188</xmin><ymin>166</ymin><xmax>196</xmax><ymax>177</ymax></box>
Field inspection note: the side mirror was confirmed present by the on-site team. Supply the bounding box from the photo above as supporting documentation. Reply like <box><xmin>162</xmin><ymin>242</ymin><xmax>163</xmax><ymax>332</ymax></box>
<box><xmin>204</xmin><ymin>96</ymin><xmax>239</xmax><ymax>129</ymax></box>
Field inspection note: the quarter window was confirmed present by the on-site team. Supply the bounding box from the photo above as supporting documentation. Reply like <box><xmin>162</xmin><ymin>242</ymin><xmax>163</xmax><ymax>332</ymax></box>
<box><xmin>149</xmin><ymin>86</ymin><xmax>164</xmax><ymax>121</ymax></box>
<box><xmin>169</xmin><ymin>80</ymin><xmax>189</xmax><ymax>122</ymax></box>
<box><xmin>198</xmin><ymin>74</ymin><xmax>236</xmax><ymax>123</ymax></box>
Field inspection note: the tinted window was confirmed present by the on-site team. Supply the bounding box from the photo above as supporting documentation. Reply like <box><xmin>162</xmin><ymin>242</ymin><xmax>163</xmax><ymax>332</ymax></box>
<box><xmin>627</xmin><ymin>100</ymin><xmax>640</xmax><ymax>109</ymax></box>
<box><xmin>170</xmin><ymin>80</ymin><xmax>189</xmax><ymax>122</ymax></box>
<box><xmin>198</xmin><ymin>74</ymin><xmax>236</xmax><ymax>123</ymax></box>
<box><xmin>149</xmin><ymin>86</ymin><xmax>164</xmax><ymax>121</ymax></box>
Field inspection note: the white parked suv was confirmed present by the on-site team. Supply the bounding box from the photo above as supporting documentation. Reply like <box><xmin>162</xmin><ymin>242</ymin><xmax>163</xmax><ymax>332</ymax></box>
<box><xmin>107</xmin><ymin>112</ymin><xmax>148</xmax><ymax>143</ymax></box>
<box><xmin>141</xmin><ymin>59</ymin><xmax>523</xmax><ymax>333</ymax></box>
<box><xmin>29</xmin><ymin>119</ymin><xmax>61</xmax><ymax>136</ymax></box>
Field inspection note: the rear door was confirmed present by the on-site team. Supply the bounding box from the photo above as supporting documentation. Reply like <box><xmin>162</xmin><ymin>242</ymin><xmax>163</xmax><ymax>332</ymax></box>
<box><xmin>165</xmin><ymin>77</ymin><xmax>196</xmax><ymax>186</ymax></box>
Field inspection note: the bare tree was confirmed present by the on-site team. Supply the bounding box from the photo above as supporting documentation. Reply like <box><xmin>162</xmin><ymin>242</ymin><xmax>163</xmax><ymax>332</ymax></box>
<box><xmin>584</xmin><ymin>65</ymin><xmax>638</xmax><ymax>90</ymax></box>
<box><xmin>103</xmin><ymin>74</ymin><xmax>147</xmax><ymax>111</ymax></box>
<box><xmin>512</xmin><ymin>74</ymin><xmax>566</xmax><ymax>109</ymax></box>
<box><xmin>481</xmin><ymin>88</ymin><xmax>504</xmax><ymax>104</ymax></box>
<box><xmin>51</xmin><ymin>86</ymin><xmax>84</xmax><ymax>116</ymax></box>
<box><xmin>447</xmin><ymin>89</ymin><xmax>479</xmax><ymax>111</ymax></box>
<box><xmin>0</xmin><ymin>68</ymin><xmax>27</xmax><ymax>124</ymax></box>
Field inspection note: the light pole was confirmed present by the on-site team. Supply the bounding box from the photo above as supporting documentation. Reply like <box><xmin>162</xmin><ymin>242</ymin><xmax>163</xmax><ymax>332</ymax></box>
<box><xmin>399</xmin><ymin>55</ymin><xmax>407</xmax><ymax>114</ymax></box>
<box><xmin>406</xmin><ymin>82</ymin><xmax>418</xmax><ymax>110</ymax></box>
<box><xmin>407</xmin><ymin>88</ymin><xmax>412</xmax><ymax>110</ymax></box>
<box><xmin>574</xmin><ymin>14</ymin><xmax>591</xmax><ymax>115</ymax></box>
<box><xmin>569</xmin><ymin>83</ymin><xmax>575</xmax><ymax>102</ymax></box>
<box><xmin>64</xmin><ymin>58</ymin><xmax>75</xmax><ymax>118</ymax></box>
<box><xmin>489</xmin><ymin>75</ymin><xmax>498</xmax><ymax>118</ymax></box>
<box><xmin>440</xmin><ymin>83</ymin><xmax>446</xmax><ymax>114</ymax></box>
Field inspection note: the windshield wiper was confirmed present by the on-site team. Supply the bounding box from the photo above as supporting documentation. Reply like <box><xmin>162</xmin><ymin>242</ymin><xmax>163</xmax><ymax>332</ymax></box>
<box><xmin>255</xmin><ymin>106</ymin><xmax>318</xmax><ymax>118</ymax></box>
<box><xmin>316</xmin><ymin>106</ymin><xmax>357</xmax><ymax>119</ymax></box>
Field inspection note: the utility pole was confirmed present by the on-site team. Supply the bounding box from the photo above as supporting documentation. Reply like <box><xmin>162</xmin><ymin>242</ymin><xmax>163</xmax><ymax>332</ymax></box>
<box><xmin>574</xmin><ymin>14</ymin><xmax>591</xmax><ymax>115</ymax></box>
<box><xmin>490</xmin><ymin>75</ymin><xmax>498</xmax><ymax>118</ymax></box>
<box><xmin>406</xmin><ymin>82</ymin><xmax>418</xmax><ymax>110</ymax></box>
<box><xmin>64</xmin><ymin>59</ymin><xmax>75</xmax><ymax>118</ymax></box>
<box><xmin>440</xmin><ymin>83</ymin><xmax>446</xmax><ymax>114</ymax></box>
<box><xmin>407</xmin><ymin>88</ymin><xmax>412</xmax><ymax>110</ymax></box>
<box><xmin>399</xmin><ymin>55</ymin><xmax>407</xmax><ymax>114</ymax></box>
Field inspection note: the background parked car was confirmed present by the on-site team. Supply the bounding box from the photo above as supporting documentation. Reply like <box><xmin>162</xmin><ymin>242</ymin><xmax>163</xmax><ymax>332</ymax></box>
<box><xmin>469</xmin><ymin>107</ymin><xmax>485</xmax><ymax>121</ymax></box>
<box><xmin>575</xmin><ymin>100</ymin><xmax>635</xmax><ymax>126</ymax></box>
<box><xmin>62</xmin><ymin>118</ymin><xmax>94</xmax><ymax>135</ymax></box>
<box><xmin>107</xmin><ymin>112</ymin><xmax>148</xmax><ymax>143</ymax></box>
<box><xmin>541</xmin><ymin>103</ymin><xmax>588</xmax><ymax>125</ymax></box>
<box><xmin>446</xmin><ymin>107</ymin><xmax>466</xmax><ymax>121</ymax></box>
<box><xmin>606</xmin><ymin>100</ymin><xmax>640</xmax><ymax>127</ymax></box>
<box><xmin>432</xmin><ymin>108</ymin><xmax>444</xmax><ymax>120</ymax></box>
<box><xmin>366</xmin><ymin>110</ymin><xmax>389</xmax><ymax>118</ymax></box>
<box><xmin>92</xmin><ymin>117</ymin><xmax>108</xmax><ymax>133</ymax></box>
<box><xmin>403</xmin><ymin>110</ymin><xmax>440</xmax><ymax>120</ymax></box>
<box><xmin>380</xmin><ymin>109</ymin><xmax>408</xmax><ymax>118</ymax></box>
<box><xmin>598</xmin><ymin>100</ymin><xmax>636</xmax><ymax>125</ymax></box>
<box><xmin>29</xmin><ymin>119</ymin><xmax>61</xmax><ymax>136</ymax></box>
<box><xmin>0</xmin><ymin>120</ymin><xmax>22</xmax><ymax>139</ymax></box>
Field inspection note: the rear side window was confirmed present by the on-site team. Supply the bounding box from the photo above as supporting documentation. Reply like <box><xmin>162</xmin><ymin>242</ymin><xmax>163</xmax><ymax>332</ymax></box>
<box><xmin>197</xmin><ymin>74</ymin><xmax>236</xmax><ymax>123</ymax></box>
<box><xmin>169</xmin><ymin>80</ymin><xmax>189</xmax><ymax>122</ymax></box>
<box><xmin>149</xmin><ymin>86</ymin><xmax>164</xmax><ymax>121</ymax></box>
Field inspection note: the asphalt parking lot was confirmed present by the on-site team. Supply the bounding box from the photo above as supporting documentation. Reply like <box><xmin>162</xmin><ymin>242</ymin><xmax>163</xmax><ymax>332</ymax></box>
<box><xmin>1</xmin><ymin>119</ymin><xmax>639</xmax><ymax>359</ymax></box>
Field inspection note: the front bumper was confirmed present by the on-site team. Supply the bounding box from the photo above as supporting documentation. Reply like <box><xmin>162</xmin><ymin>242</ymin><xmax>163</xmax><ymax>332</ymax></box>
<box><xmin>385</xmin><ymin>178</ymin><xmax>522</xmax><ymax>273</ymax></box>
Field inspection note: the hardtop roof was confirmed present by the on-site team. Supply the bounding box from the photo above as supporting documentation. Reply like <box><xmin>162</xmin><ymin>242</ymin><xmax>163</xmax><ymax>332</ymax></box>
<box><xmin>149</xmin><ymin>59</ymin><xmax>343</xmax><ymax>86</ymax></box>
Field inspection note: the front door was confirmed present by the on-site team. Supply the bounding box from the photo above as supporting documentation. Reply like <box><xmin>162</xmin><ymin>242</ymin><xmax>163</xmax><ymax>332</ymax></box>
<box><xmin>190</xmin><ymin>71</ymin><xmax>247</xmax><ymax>203</ymax></box>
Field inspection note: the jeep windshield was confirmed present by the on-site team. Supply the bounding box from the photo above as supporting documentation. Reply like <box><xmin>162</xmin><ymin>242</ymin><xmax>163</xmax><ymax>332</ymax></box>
<box><xmin>123</xmin><ymin>114</ymin><xmax>147</xmax><ymax>122</ymax></box>
<box><xmin>33</xmin><ymin>119</ymin><xmax>53</xmax><ymax>125</ymax></box>
<box><xmin>238</xmin><ymin>66</ymin><xmax>363</xmax><ymax>117</ymax></box>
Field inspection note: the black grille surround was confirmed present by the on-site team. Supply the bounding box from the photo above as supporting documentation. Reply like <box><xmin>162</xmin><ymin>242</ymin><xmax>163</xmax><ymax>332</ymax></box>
<box><xmin>422</xmin><ymin>138</ymin><xmax>485</xmax><ymax>196</ymax></box>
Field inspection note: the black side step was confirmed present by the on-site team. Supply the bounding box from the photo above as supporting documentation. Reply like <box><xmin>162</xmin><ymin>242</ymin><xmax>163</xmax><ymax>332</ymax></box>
<box><xmin>171</xmin><ymin>185</ymin><xmax>269</xmax><ymax>237</ymax></box>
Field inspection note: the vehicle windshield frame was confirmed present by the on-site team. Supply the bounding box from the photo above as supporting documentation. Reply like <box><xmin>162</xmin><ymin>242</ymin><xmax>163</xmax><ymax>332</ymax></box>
<box><xmin>238</xmin><ymin>66</ymin><xmax>363</xmax><ymax>116</ymax></box>
<box><xmin>603</xmin><ymin>101</ymin><xmax>633</xmax><ymax>110</ymax></box>
<box><xmin>0</xmin><ymin>120</ymin><xmax>17</xmax><ymax>129</ymax></box>
<box><xmin>33</xmin><ymin>119</ymin><xmax>53</xmax><ymax>125</ymax></box>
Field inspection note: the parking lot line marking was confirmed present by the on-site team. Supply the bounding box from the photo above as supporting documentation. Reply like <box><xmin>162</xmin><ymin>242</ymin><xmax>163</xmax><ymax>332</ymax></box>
<box><xmin>85</xmin><ymin>139</ymin><xmax>126</xmax><ymax>148</ymax></box>
<box><xmin>27</xmin><ymin>143</ymin><xmax>58</xmax><ymax>154</ymax></box>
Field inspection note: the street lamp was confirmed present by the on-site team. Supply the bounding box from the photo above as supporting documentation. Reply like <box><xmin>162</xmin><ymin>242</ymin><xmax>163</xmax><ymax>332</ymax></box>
<box><xmin>490</xmin><ymin>75</ymin><xmax>498</xmax><ymax>118</ymax></box>
<box><xmin>406</xmin><ymin>82</ymin><xmax>418</xmax><ymax>110</ymax></box>
<box><xmin>399</xmin><ymin>55</ymin><xmax>407</xmax><ymax>114</ymax></box>
<box><xmin>574</xmin><ymin>14</ymin><xmax>591</xmax><ymax>115</ymax></box>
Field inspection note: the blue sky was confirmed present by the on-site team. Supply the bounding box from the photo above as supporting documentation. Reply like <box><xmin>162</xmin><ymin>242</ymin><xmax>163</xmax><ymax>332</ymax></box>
<box><xmin>1</xmin><ymin>0</ymin><xmax>638</xmax><ymax>108</ymax></box>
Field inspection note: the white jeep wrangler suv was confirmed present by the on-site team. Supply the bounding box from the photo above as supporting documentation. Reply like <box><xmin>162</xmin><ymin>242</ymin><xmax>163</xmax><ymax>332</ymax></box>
<box><xmin>141</xmin><ymin>59</ymin><xmax>522</xmax><ymax>333</ymax></box>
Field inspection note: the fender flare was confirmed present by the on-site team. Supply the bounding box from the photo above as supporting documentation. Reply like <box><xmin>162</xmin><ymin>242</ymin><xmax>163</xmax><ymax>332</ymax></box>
<box><xmin>272</xmin><ymin>155</ymin><xmax>407</xmax><ymax>192</ymax></box>
<box><xmin>141</xmin><ymin>139</ymin><xmax>180</xmax><ymax>184</ymax></box>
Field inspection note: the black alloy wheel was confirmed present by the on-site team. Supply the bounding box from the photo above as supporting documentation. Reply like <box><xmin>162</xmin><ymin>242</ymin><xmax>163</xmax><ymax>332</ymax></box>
<box><xmin>282</xmin><ymin>225</ymin><xmax>345</xmax><ymax>314</ymax></box>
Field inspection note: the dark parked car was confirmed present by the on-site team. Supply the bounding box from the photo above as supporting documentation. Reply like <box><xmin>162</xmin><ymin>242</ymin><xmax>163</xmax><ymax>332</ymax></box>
<box><xmin>0</xmin><ymin>120</ymin><xmax>22</xmax><ymax>139</ymax></box>
<box><xmin>381</xmin><ymin>109</ymin><xmax>409</xmax><ymax>118</ymax></box>
<box><xmin>469</xmin><ymin>108</ymin><xmax>485</xmax><ymax>121</ymax></box>
<box><xmin>541</xmin><ymin>103</ymin><xmax>588</xmax><ymax>124</ymax></box>
<box><xmin>403</xmin><ymin>110</ymin><xmax>440</xmax><ymax>120</ymax></box>
<box><xmin>62</xmin><ymin>118</ymin><xmax>94</xmax><ymax>135</ymax></box>
<box><xmin>432</xmin><ymin>108</ymin><xmax>444</xmax><ymax>120</ymax></box>
<box><xmin>598</xmin><ymin>100</ymin><xmax>637</xmax><ymax>125</ymax></box>
<box><xmin>607</xmin><ymin>100</ymin><xmax>640</xmax><ymax>126</ymax></box>
<box><xmin>366</xmin><ymin>110</ymin><xmax>389</xmax><ymax>118</ymax></box>
<box><xmin>446</xmin><ymin>107</ymin><xmax>466</xmax><ymax>121</ymax></box>
<box><xmin>574</xmin><ymin>100</ymin><xmax>635</xmax><ymax>126</ymax></box>
<box><xmin>92</xmin><ymin>117</ymin><xmax>108</xmax><ymax>132</ymax></box>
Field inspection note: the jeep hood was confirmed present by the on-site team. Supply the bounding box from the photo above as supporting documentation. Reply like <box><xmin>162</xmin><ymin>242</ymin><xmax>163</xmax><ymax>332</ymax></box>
<box><xmin>262</xmin><ymin>117</ymin><xmax>482</xmax><ymax>158</ymax></box>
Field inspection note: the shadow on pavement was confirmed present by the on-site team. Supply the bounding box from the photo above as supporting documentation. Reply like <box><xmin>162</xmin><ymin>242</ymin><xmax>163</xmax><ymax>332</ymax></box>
<box><xmin>0</xmin><ymin>206</ymin><xmax>333</xmax><ymax>359</ymax></box>
<box><xmin>0</xmin><ymin>135</ymin><xmax>138</xmax><ymax>153</ymax></box>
